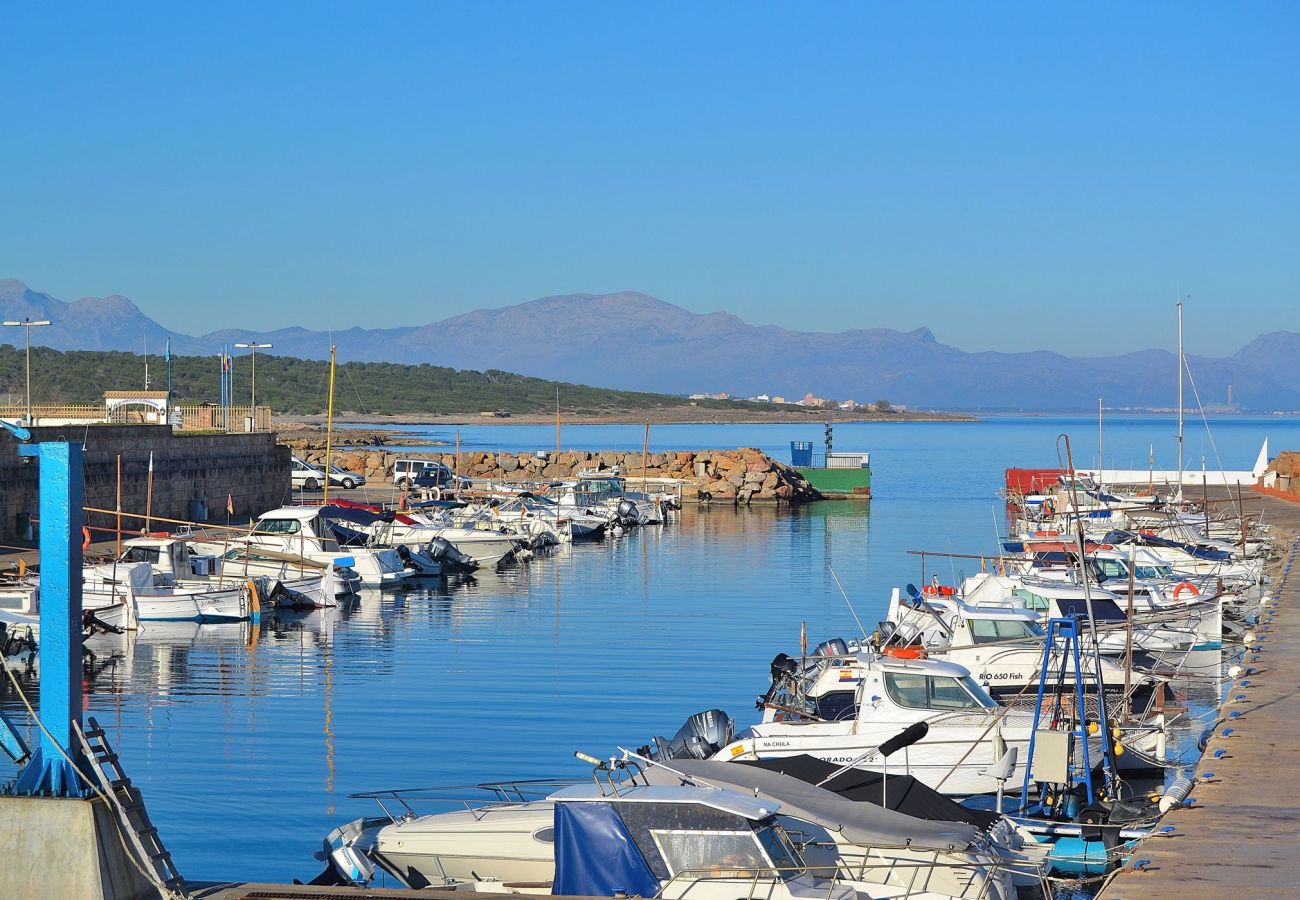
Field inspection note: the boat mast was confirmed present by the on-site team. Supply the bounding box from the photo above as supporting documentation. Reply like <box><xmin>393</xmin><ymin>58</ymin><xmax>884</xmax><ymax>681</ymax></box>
<box><xmin>322</xmin><ymin>345</ymin><xmax>337</xmax><ymax>504</ymax></box>
<box><xmin>1097</xmin><ymin>398</ymin><xmax>1103</xmax><ymax>488</ymax></box>
<box><xmin>1176</xmin><ymin>300</ymin><xmax>1184</xmax><ymax>503</ymax></box>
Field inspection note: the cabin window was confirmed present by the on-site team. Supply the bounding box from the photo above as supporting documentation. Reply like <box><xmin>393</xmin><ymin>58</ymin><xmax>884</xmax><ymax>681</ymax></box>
<box><xmin>253</xmin><ymin>519</ymin><xmax>301</xmax><ymax>535</ymax></box>
<box><xmin>120</xmin><ymin>546</ymin><xmax>161</xmax><ymax>564</ymax></box>
<box><xmin>969</xmin><ymin>618</ymin><xmax>1043</xmax><ymax>643</ymax></box>
<box><xmin>814</xmin><ymin>690</ymin><xmax>858</xmax><ymax>721</ymax></box>
<box><xmin>1098</xmin><ymin>560</ymin><xmax>1128</xmax><ymax>579</ymax></box>
<box><xmin>615</xmin><ymin>801</ymin><xmax>752</xmax><ymax>881</ymax></box>
<box><xmin>531</xmin><ymin>826</ymin><xmax>554</xmax><ymax>844</ymax></box>
<box><xmin>1135</xmin><ymin>565</ymin><xmax>1173</xmax><ymax>579</ymax></box>
<box><xmin>883</xmin><ymin>672</ymin><xmax>993</xmax><ymax>711</ymax></box>
<box><xmin>650</xmin><ymin>830</ymin><xmax>772</xmax><ymax>879</ymax></box>
<box><xmin>1012</xmin><ymin>589</ymin><xmax>1050</xmax><ymax>612</ymax></box>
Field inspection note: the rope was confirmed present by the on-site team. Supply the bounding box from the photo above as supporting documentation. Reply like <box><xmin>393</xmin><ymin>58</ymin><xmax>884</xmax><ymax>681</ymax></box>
<box><xmin>0</xmin><ymin>659</ymin><xmax>184</xmax><ymax>897</ymax></box>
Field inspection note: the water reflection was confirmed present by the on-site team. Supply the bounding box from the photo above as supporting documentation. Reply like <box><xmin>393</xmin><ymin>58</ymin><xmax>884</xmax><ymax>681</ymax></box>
<box><xmin>0</xmin><ymin>475</ymin><xmax>1243</xmax><ymax>886</ymax></box>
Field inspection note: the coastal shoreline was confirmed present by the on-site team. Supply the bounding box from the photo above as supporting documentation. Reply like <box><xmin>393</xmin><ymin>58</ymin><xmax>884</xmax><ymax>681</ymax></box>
<box><xmin>274</xmin><ymin>409</ymin><xmax>976</xmax><ymax>428</ymax></box>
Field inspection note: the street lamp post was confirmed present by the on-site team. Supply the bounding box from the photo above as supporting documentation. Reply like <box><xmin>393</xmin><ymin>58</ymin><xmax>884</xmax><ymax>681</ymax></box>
<box><xmin>3</xmin><ymin>318</ymin><xmax>52</xmax><ymax>425</ymax></box>
<box><xmin>233</xmin><ymin>341</ymin><xmax>273</xmax><ymax>429</ymax></box>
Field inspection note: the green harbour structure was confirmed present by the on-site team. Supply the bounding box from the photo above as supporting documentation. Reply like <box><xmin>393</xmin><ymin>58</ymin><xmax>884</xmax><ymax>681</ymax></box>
<box><xmin>790</xmin><ymin>426</ymin><xmax>872</xmax><ymax>499</ymax></box>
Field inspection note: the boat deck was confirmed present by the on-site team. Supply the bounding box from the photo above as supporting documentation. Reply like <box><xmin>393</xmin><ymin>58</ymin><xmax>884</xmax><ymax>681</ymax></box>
<box><xmin>1101</xmin><ymin>491</ymin><xmax>1300</xmax><ymax>898</ymax></box>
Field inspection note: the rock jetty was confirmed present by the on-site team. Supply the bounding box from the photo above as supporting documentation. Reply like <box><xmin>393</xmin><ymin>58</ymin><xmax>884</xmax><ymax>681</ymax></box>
<box><xmin>287</xmin><ymin>441</ymin><xmax>821</xmax><ymax>504</ymax></box>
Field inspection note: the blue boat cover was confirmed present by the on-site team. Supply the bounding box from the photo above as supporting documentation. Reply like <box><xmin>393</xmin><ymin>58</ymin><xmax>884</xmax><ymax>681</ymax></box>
<box><xmin>552</xmin><ymin>801</ymin><xmax>659</xmax><ymax>897</ymax></box>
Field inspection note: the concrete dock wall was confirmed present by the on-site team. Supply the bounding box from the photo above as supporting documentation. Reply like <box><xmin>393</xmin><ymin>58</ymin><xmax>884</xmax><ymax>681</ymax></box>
<box><xmin>0</xmin><ymin>425</ymin><xmax>291</xmax><ymax>543</ymax></box>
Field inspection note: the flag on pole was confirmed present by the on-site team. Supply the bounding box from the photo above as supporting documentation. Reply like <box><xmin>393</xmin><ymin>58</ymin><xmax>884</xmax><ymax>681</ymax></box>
<box><xmin>226</xmin><ymin>493</ymin><xmax>234</xmax><ymax>515</ymax></box>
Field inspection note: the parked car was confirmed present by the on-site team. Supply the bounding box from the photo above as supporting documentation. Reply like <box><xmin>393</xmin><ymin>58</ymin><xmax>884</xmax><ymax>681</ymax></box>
<box><xmin>291</xmin><ymin>456</ymin><xmax>325</xmax><ymax>491</ymax></box>
<box><xmin>411</xmin><ymin>463</ymin><xmax>471</xmax><ymax>492</ymax></box>
<box><xmin>323</xmin><ymin>464</ymin><xmax>366</xmax><ymax>490</ymax></box>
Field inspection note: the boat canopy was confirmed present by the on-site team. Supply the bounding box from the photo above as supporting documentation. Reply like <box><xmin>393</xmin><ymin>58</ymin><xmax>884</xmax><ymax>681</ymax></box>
<box><xmin>739</xmin><ymin>755</ymin><xmax>1000</xmax><ymax>830</ymax></box>
<box><xmin>644</xmin><ymin>759</ymin><xmax>980</xmax><ymax>851</ymax></box>
<box><xmin>552</xmin><ymin>801</ymin><xmax>660</xmax><ymax>898</ymax></box>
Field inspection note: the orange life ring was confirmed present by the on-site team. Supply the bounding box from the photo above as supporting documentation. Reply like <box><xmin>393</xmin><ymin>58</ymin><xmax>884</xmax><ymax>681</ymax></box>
<box><xmin>82</xmin><ymin>526</ymin><xmax>91</xmax><ymax>550</ymax></box>
<box><xmin>882</xmin><ymin>645</ymin><xmax>928</xmax><ymax>660</ymax></box>
<box><xmin>1173</xmin><ymin>581</ymin><xmax>1200</xmax><ymax>600</ymax></box>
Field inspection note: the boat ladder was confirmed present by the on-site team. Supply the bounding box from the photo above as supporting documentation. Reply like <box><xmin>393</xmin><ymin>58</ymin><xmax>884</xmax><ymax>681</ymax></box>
<box><xmin>74</xmin><ymin>716</ymin><xmax>188</xmax><ymax>897</ymax></box>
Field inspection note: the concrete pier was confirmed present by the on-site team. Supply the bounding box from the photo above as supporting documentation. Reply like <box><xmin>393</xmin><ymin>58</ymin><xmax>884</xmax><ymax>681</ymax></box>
<box><xmin>1102</xmin><ymin>492</ymin><xmax>1300</xmax><ymax>898</ymax></box>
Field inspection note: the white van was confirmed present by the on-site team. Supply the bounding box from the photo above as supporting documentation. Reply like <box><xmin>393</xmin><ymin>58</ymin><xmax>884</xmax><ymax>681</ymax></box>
<box><xmin>291</xmin><ymin>456</ymin><xmax>325</xmax><ymax>491</ymax></box>
<box><xmin>392</xmin><ymin>457</ymin><xmax>437</xmax><ymax>488</ymax></box>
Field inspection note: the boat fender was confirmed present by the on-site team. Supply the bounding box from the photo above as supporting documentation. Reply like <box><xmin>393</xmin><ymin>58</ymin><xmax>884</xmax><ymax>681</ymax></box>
<box><xmin>82</xmin><ymin>526</ymin><xmax>92</xmax><ymax>550</ymax></box>
<box><xmin>1159</xmin><ymin>775</ymin><xmax>1195</xmax><ymax>813</ymax></box>
<box><xmin>1173</xmin><ymin>581</ymin><xmax>1200</xmax><ymax>600</ymax></box>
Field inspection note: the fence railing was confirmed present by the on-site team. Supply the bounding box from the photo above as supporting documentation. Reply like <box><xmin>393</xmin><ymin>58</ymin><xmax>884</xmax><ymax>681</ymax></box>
<box><xmin>0</xmin><ymin>404</ymin><xmax>273</xmax><ymax>432</ymax></box>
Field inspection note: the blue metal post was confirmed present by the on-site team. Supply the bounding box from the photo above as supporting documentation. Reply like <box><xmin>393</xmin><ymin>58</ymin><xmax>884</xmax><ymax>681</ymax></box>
<box><xmin>11</xmin><ymin>440</ymin><xmax>87</xmax><ymax>796</ymax></box>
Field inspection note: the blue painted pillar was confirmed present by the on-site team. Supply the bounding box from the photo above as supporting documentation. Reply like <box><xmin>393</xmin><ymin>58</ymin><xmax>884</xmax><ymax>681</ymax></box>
<box><xmin>12</xmin><ymin>440</ymin><xmax>86</xmax><ymax>796</ymax></box>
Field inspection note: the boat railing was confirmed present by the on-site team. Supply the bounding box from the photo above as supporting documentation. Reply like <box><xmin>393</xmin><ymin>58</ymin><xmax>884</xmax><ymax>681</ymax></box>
<box><xmin>348</xmin><ymin>779</ymin><xmax>584</xmax><ymax>822</ymax></box>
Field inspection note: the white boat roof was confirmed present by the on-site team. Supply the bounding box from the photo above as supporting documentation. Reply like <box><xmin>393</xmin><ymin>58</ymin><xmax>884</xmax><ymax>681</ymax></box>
<box><xmin>256</xmin><ymin>507</ymin><xmax>323</xmax><ymax>522</ymax></box>
<box><xmin>863</xmin><ymin>653</ymin><xmax>974</xmax><ymax>679</ymax></box>
<box><xmin>1019</xmin><ymin>579</ymin><xmax>1121</xmax><ymax>602</ymax></box>
<box><xmin>549</xmin><ymin>783</ymin><xmax>779</xmax><ymax>820</ymax></box>
<box><xmin>122</xmin><ymin>536</ymin><xmax>178</xmax><ymax>549</ymax></box>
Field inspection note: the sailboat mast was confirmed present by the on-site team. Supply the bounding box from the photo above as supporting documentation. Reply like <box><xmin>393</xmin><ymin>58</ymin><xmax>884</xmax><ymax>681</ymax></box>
<box><xmin>1097</xmin><ymin>398</ymin><xmax>1103</xmax><ymax>487</ymax></box>
<box><xmin>1176</xmin><ymin>300</ymin><xmax>1184</xmax><ymax>502</ymax></box>
<box><xmin>322</xmin><ymin>345</ymin><xmax>337</xmax><ymax>504</ymax></box>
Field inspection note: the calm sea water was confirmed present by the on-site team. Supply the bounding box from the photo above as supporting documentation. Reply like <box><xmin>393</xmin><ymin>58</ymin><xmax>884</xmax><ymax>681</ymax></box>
<box><xmin>4</xmin><ymin>415</ymin><xmax>1295</xmax><ymax>883</ymax></box>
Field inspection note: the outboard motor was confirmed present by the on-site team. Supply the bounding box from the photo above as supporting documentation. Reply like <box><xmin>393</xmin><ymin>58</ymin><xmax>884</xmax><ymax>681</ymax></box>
<box><xmin>426</xmin><ymin>537</ymin><xmax>479</xmax><ymax>574</ymax></box>
<box><xmin>814</xmin><ymin>638</ymin><xmax>849</xmax><ymax>658</ymax></box>
<box><xmin>649</xmin><ymin>709</ymin><xmax>734</xmax><ymax>761</ymax></box>
<box><xmin>395</xmin><ymin>544</ymin><xmax>416</xmax><ymax>570</ymax></box>
<box><xmin>615</xmin><ymin>499</ymin><xmax>640</xmax><ymax>527</ymax></box>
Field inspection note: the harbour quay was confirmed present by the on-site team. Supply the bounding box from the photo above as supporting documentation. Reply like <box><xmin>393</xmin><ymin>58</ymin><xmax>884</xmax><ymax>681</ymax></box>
<box><xmin>1100</xmin><ymin>491</ymin><xmax>1300</xmax><ymax>899</ymax></box>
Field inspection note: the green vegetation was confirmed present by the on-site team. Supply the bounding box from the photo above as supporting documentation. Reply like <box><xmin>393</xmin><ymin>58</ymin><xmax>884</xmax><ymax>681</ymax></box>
<box><xmin>0</xmin><ymin>344</ymin><xmax>787</xmax><ymax>417</ymax></box>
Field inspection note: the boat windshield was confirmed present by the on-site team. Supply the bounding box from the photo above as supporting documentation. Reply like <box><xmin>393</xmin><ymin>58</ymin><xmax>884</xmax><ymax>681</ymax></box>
<box><xmin>883</xmin><ymin>672</ymin><xmax>997</xmax><ymax>711</ymax></box>
<box><xmin>253</xmin><ymin>518</ymin><xmax>302</xmax><ymax>535</ymax></box>
<box><xmin>969</xmin><ymin>617</ymin><xmax>1044</xmax><ymax>643</ymax></box>
<box><xmin>1135</xmin><ymin>564</ymin><xmax>1174</xmax><ymax>579</ymax></box>
<box><xmin>119</xmin><ymin>546</ymin><xmax>161</xmax><ymax>564</ymax></box>
<box><xmin>1012</xmin><ymin>588</ymin><xmax>1051</xmax><ymax>612</ymax></box>
<box><xmin>755</xmin><ymin>821</ymin><xmax>803</xmax><ymax>881</ymax></box>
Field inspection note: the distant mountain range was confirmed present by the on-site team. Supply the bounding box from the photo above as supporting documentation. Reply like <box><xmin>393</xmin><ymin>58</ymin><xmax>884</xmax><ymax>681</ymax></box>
<box><xmin>3</xmin><ymin>278</ymin><xmax>1297</xmax><ymax>411</ymax></box>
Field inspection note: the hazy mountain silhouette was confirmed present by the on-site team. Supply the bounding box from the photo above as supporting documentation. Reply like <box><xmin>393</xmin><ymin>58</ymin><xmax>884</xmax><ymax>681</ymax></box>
<box><xmin>3</xmin><ymin>280</ymin><xmax>1296</xmax><ymax>410</ymax></box>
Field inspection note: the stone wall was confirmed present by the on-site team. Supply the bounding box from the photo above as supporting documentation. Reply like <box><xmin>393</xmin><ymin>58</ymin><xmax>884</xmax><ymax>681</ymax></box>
<box><xmin>292</xmin><ymin>445</ymin><xmax>821</xmax><ymax>503</ymax></box>
<box><xmin>0</xmin><ymin>425</ymin><xmax>291</xmax><ymax>543</ymax></box>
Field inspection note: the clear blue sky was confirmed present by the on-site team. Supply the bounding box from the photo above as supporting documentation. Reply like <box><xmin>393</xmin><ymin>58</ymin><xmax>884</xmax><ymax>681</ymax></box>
<box><xmin>2</xmin><ymin>3</ymin><xmax>1296</xmax><ymax>354</ymax></box>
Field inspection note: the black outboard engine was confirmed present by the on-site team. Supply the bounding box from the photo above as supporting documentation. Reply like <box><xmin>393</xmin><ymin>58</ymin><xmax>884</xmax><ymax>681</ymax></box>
<box><xmin>814</xmin><ymin>638</ymin><xmax>849</xmax><ymax>658</ymax></box>
<box><xmin>649</xmin><ymin>709</ymin><xmax>734</xmax><ymax>761</ymax></box>
<box><xmin>615</xmin><ymin>499</ymin><xmax>640</xmax><ymax>527</ymax></box>
<box><xmin>426</xmin><ymin>537</ymin><xmax>479</xmax><ymax>574</ymax></box>
<box><xmin>395</xmin><ymin>544</ymin><xmax>416</xmax><ymax>570</ymax></box>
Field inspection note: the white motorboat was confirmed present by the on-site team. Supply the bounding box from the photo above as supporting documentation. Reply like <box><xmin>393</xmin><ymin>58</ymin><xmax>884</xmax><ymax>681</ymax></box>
<box><xmin>880</xmin><ymin>587</ymin><xmax>1164</xmax><ymax>704</ymax></box>
<box><xmin>195</xmin><ymin>508</ymin><xmax>411</xmax><ymax>588</ymax></box>
<box><xmin>319</xmin><ymin>771</ymin><xmax>862</xmax><ymax>900</ymax></box>
<box><xmin>697</xmin><ymin>642</ymin><xmax>1162</xmax><ymax>797</ymax></box>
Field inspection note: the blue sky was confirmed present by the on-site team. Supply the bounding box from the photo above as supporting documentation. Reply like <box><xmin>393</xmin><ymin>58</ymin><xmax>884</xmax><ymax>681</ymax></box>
<box><xmin>2</xmin><ymin>3</ymin><xmax>1296</xmax><ymax>353</ymax></box>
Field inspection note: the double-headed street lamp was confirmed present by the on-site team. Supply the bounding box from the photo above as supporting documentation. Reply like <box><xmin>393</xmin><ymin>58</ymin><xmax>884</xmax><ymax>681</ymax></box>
<box><xmin>233</xmin><ymin>342</ymin><xmax>274</xmax><ymax>420</ymax></box>
<box><xmin>3</xmin><ymin>317</ymin><xmax>52</xmax><ymax>425</ymax></box>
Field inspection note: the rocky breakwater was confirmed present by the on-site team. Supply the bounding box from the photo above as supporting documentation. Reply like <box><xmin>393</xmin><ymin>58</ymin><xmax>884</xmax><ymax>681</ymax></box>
<box><xmin>287</xmin><ymin>440</ymin><xmax>820</xmax><ymax>504</ymax></box>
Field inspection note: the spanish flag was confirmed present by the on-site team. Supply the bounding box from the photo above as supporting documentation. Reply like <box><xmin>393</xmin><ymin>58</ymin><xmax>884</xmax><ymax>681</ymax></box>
<box><xmin>226</xmin><ymin>493</ymin><xmax>234</xmax><ymax>515</ymax></box>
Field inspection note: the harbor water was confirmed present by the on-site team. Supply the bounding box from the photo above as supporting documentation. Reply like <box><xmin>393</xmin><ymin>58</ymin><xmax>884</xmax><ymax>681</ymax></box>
<box><xmin>3</xmin><ymin>415</ymin><xmax>1296</xmax><ymax>885</ymax></box>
